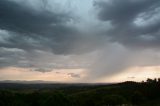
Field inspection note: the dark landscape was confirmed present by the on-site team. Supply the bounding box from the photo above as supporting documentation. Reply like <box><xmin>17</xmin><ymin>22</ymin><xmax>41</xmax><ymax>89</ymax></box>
<box><xmin>0</xmin><ymin>78</ymin><xmax>160</xmax><ymax>106</ymax></box>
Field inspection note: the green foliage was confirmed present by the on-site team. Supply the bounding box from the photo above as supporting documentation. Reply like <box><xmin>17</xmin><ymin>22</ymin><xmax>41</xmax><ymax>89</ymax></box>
<box><xmin>0</xmin><ymin>78</ymin><xmax>160</xmax><ymax>106</ymax></box>
<box><xmin>101</xmin><ymin>95</ymin><xmax>127</xmax><ymax>106</ymax></box>
<box><xmin>42</xmin><ymin>92</ymin><xmax>71</xmax><ymax>106</ymax></box>
<box><xmin>131</xmin><ymin>91</ymin><xmax>146</xmax><ymax>105</ymax></box>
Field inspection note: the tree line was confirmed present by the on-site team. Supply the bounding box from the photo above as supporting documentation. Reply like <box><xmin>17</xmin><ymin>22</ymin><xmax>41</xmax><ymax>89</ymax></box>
<box><xmin>0</xmin><ymin>78</ymin><xmax>160</xmax><ymax>106</ymax></box>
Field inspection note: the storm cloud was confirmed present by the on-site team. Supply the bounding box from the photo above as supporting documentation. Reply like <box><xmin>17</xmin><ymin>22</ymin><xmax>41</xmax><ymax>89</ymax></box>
<box><xmin>0</xmin><ymin>0</ymin><xmax>81</xmax><ymax>55</ymax></box>
<box><xmin>0</xmin><ymin>0</ymin><xmax>160</xmax><ymax>82</ymax></box>
<box><xmin>94</xmin><ymin>0</ymin><xmax>160</xmax><ymax>49</ymax></box>
<box><xmin>83</xmin><ymin>0</ymin><xmax>160</xmax><ymax>80</ymax></box>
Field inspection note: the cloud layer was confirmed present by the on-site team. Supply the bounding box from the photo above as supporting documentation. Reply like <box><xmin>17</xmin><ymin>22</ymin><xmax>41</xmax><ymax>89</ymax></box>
<box><xmin>94</xmin><ymin>0</ymin><xmax>160</xmax><ymax>49</ymax></box>
<box><xmin>0</xmin><ymin>0</ymin><xmax>160</xmax><ymax>81</ymax></box>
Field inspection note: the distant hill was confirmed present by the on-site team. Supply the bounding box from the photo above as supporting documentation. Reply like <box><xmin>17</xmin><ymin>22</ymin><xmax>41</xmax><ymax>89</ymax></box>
<box><xmin>0</xmin><ymin>80</ymin><xmax>59</xmax><ymax>84</ymax></box>
<box><xmin>0</xmin><ymin>80</ymin><xmax>112</xmax><ymax>89</ymax></box>
<box><xmin>0</xmin><ymin>78</ymin><xmax>160</xmax><ymax>106</ymax></box>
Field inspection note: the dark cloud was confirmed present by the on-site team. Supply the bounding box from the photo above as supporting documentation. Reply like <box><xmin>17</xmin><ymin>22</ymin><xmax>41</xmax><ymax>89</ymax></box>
<box><xmin>0</xmin><ymin>0</ymin><xmax>70</xmax><ymax>34</ymax></box>
<box><xmin>0</xmin><ymin>46</ymin><xmax>90</xmax><ymax>70</ymax></box>
<box><xmin>68</xmin><ymin>73</ymin><xmax>80</xmax><ymax>78</ymax></box>
<box><xmin>94</xmin><ymin>0</ymin><xmax>160</xmax><ymax>49</ymax></box>
<box><xmin>95</xmin><ymin>0</ymin><xmax>159</xmax><ymax>24</ymax></box>
<box><xmin>0</xmin><ymin>47</ymin><xmax>26</xmax><ymax>67</ymax></box>
<box><xmin>81</xmin><ymin>0</ymin><xmax>160</xmax><ymax>80</ymax></box>
<box><xmin>33</xmin><ymin>68</ymin><xmax>52</xmax><ymax>73</ymax></box>
<box><xmin>1</xmin><ymin>0</ymin><xmax>160</xmax><ymax>81</ymax></box>
<box><xmin>0</xmin><ymin>0</ymin><xmax>107</xmax><ymax>71</ymax></box>
<box><xmin>0</xmin><ymin>0</ymin><xmax>80</xmax><ymax>55</ymax></box>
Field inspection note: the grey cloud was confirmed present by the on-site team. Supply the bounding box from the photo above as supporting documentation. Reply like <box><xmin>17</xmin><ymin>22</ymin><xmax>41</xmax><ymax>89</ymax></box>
<box><xmin>0</xmin><ymin>47</ymin><xmax>91</xmax><ymax>71</ymax></box>
<box><xmin>0</xmin><ymin>47</ymin><xmax>26</xmax><ymax>67</ymax></box>
<box><xmin>86</xmin><ymin>43</ymin><xmax>132</xmax><ymax>80</ymax></box>
<box><xmin>85</xmin><ymin>44</ymin><xmax>160</xmax><ymax>81</ymax></box>
<box><xmin>0</xmin><ymin>0</ymin><xmax>70</xmax><ymax>34</ymax></box>
<box><xmin>0</xmin><ymin>0</ymin><xmax>80</xmax><ymax>55</ymax></box>
<box><xmin>1</xmin><ymin>0</ymin><xmax>160</xmax><ymax>82</ymax></box>
<box><xmin>68</xmin><ymin>73</ymin><xmax>80</xmax><ymax>78</ymax></box>
<box><xmin>94</xmin><ymin>0</ymin><xmax>160</xmax><ymax>49</ymax></box>
<box><xmin>0</xmin><ymin>0</ymin><xmax>106</xmax><ymax>71</ymax></box>
<box><xmin>32</xmin><ymin>68</ymin><xmax>52</xmax><ymax>73</ymax></box>
<box><xmin>0</xmin><ymin>0</ymin><xmax>105</xmax><ymax>58</ymax></box>
<box><xmin>94</xmin><ymin>0</ymin><xmax>159</xmax><ymax>24</ymax></box>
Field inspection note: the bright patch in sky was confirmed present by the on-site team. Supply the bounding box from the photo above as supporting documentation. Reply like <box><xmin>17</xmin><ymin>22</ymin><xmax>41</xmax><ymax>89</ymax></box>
<box><xmin>0</xmin><ymin>67</ymin><xmax>86</xmax><ymax>82</ymax></box>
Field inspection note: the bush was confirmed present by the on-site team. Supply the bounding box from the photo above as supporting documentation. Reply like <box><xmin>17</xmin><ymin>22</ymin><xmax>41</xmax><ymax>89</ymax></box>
<box><xmin>101</xmin><ymin>95</ymin><xmax>126</xmax><ymax>106</ymax></box>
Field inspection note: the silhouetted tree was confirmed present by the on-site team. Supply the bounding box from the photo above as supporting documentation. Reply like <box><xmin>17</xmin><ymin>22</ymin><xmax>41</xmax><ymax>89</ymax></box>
<box><xmin>158</xmin><ymin>78</ymin><xmax>160</xmax><ymax>83</ymax></box>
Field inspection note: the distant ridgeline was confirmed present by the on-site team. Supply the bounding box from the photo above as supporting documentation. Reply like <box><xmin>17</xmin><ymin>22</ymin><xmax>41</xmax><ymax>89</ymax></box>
<box><xmin>0</xmin><ymin>78</ymin><xmax>160</xmax><ymax>106</ymax></box>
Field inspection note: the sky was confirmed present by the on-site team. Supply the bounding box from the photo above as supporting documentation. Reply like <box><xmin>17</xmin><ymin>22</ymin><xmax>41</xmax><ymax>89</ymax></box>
<box><xmin>0</xmin><ymin>0</ymin><xmax>160</xmax><ymax>83</ymax></box>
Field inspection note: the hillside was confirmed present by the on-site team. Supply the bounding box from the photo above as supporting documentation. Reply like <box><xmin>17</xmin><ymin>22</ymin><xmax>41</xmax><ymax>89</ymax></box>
<box><xmin>0</xmin><ymin>78</ymin><xmax>160</xmax><ymax>106</ymax></box>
